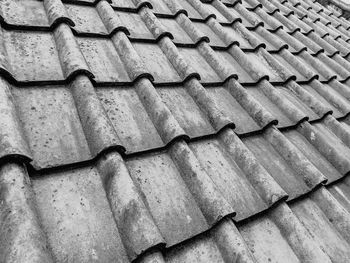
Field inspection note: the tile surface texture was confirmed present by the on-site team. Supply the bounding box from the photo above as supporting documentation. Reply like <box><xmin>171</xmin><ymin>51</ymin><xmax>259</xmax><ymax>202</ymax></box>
<box><xmin>1</xmin><ymin>0</ymin><xmax>350</xmax><ymax>262</ymax></box>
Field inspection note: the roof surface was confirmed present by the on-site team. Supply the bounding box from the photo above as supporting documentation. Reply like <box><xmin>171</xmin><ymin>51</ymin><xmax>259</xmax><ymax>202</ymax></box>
<box><xmin>1</xmin><ymin>0</ymin><xmax>350</xmax><ymax>262</ymax></box>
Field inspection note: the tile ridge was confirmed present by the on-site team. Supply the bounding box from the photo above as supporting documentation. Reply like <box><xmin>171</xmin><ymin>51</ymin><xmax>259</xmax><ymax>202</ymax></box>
<box><xmin>244</xmin><ymin>0</ymin><xmax>263</xmax><ymax>11</ymax></box>
<box><xmin>218</xmin><ymin>128</ymin><xmax>288</xmax><ymax>206</ymax></box>
<box><xmin>290</xmin><ymin>30</ymin><xmax>327</xmax><ymax>55</ymax></box>
<box><xmin>96</xmin><ymin>151</ymin><xmax>166</xmax><ymax>261</ymax></box>
<box><xmin>282</xmin><ymin>12</ymin><xmax>315</xmax><ymax>35</ymax></box>
<box><xmin>135</xmin><ymin>5</ymin><xmax>203</xmax><ymax>81</ymax></box>
<box><xmin>285</xmin><ymin>81</ymin><xmax>334</xmax><ymax>118</ymax></box>
<box><xmin>0</xmin><ymin>162</ymin><xmax>54</xmax><ymax>262</ymax></box>
<box><xmin>256</xmin><ymin>0</ymin><xmax>280</xmax><ymax>14</ymax></box>
<box><xmin>309</xmin><ymin>185</ymin><xmax>350</xmax><ymax>243</ymax></box>
<box><xmin>0</xmin><ymin>77</ymin><xmax>32</xmax><ymax>164</ymax></box>
<box><xmin>256</xmin><ymin>79</ymin><xmax>311</xmax><ymax>122</ymax></box>
<box><xmin>0</xmin><ymin>29</ymin><xmax>33</xmax><ymax>164</ymax></box>
<box><xmin>298</xmin><ymin>121</ymin><xmax>350</xmax><ymax>175</ymax></box>
<box><xmin>69</xmin><ymin>75</ymin><xmax>126</xmax><ymax>156</ymax></box>
<box><xmin>211</xmin><ymin>0</ymin><xmax>243</xmax><ymax>24</ymax></box>
<box><xmin>262</xmin><ymin>27</ymin><xmax>302</xmax><ymax>53</ymax></box>
<box><xmin>44</xmin><ymin>0</ymin><xmax>75</xmax><ymax>28</ymax></box>
<box><xmin>299</xmin><ymin>51</ymin><xmax>340</xmax><ymax>81</ymax></box>
<box><xmin>51</xmin><ymin>23</ymin><xmax>94</xmax><ymax>81</ymax></box>
<box><xmin>253</xmin><ymin>6</ymin><xmax>284</xmax><ymax>31</ymax></box>
<box><xmin>277</xmin><ymin>49</ymin><xmax>320</xmax><ymax>81</ymax></box>
<box><xmin>323</xmin><ymin>114</ymin><xmax>350</xmax><ymax>147</ymax></box>
<box><xmin>223</xmin><ymin>78</ymin><xmax>278</xmax><ymax>128</ymax></box>
<box><xmin>232</xmin><ymin>2</ymin><xmax>266</xmax><ymax>28</ymax></box>
<box><xmin>168</xmin><ymin>139</ymin><xmax>237</xmax><ymax>225</ymax></box>
<box><xmin>266</xmin><ymin>201</ymin><xmax>333</xmax><ymax>262</ymax></box>
<box><xmin>184</xmin><ymin>78</ymin><xmax>236</xmax><ymax>131</ymax></box>
<box><xmin>269</xmin><ymin>0</ymin><xmax>295</xmax><ymax>16</ymax></box>
<box><xmin>173</xmin><ymin>11</ymin><xmax>211</xmax><ymax>45</ymax></box>
<box><xmin>318</xmin><ymin>52</ymin><xmax>350</xmax><ymax>81</ymax></box>
<box><xmin>264</xmin><ymin>125</ymin><xmax>328</xmax><ymax>189</ymax></box>
<box><xmin>302</xmin><ymin>30</ymin><xmax>342</xmax><ymax>56</ymax></box>
<box><xmin>210</xmin><ymin>217</ymin><xmax>257</xmax><ymax>263</ymax></box>
<box><xmin>94</xmin><ymin>0</ymin><xmax>131</xmax><ymax>36</ymax></box>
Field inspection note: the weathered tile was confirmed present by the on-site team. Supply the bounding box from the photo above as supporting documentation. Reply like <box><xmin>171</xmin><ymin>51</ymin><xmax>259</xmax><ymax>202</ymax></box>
<box><xmin>33</xmin><ymin>166</ymin><xmax>129</xmax><ymax>262</ymax></box>
<box><xmin>12</xmin><ymin>86</ymin><xmax>91</xmax><ymax>168</ymax></box>
<box><xmin>4</xmin><ymin>31</ymin><xmax>64</xmax><ymax>82</ymax></box>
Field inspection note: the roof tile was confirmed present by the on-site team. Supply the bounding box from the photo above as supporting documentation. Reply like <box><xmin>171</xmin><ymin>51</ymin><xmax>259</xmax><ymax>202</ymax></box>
<box><xmin>0</xmin><ymin>79</ymin><xmax>32</xmax><ymax>163</ymax></box>
<box><xmin>12</xmin><ymin>84</ymin><xmax>90</xmax><ymax>168</ymax></box>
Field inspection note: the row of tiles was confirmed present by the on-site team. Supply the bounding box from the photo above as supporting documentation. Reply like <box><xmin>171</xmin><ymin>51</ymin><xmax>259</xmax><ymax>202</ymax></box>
<box><xmin>2</xmin><ymin>0</ymin><xmax>350</xmax><ymax>169</ymax></box>
<box><xmin>3</xmin><ymin>73</ymin><xmax>350</xmax><ymax>168</ymax></box>
<box><xmin>2</xmin><ymin>0</ymin><xmax>350</xmax><ymax>100</ymax></box>
<box><xmin>2</xmin><ymin>1</ymin><xmax>350</xmax><ymax>87</ymax></box>
<box><xmin>2</xmin><ymin>144</ymin><xmax>350</xmax><ymax>262</ymax></box>
<box><xmin>2</xmin><ymin>0</ymin><xmax>349</xmax><ymax>34</ymax></box>
<box><xmin>2</xmin><ymin>0</ymin><xmax>350</xmax><ymax>55</ymax></box>
<box><xmin>3</xmin><ymin>116</ymin><xmax>350</xmax><ymax>259</ymax></box>
<box><xmin>260</xmin><ymin>0</ymin><xmax>350</xmax><ymax>34</ymax></box>
<box><xmin>30</xmin><ymin>117</ymin><xmax>350</xmax><ymax>223</ymax></box>
<box><xmin>2</xmin><ymin>26</ymin><xmax>350</xmax><ymax>85</ymax></box>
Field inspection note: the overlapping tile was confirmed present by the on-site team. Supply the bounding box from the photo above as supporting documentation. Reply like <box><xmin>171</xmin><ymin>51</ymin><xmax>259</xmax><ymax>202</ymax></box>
<box><xmin>10</xmin><ymin>77</ymin><xmax>350</xmax><ymax>168</ymax></box>
<box><xmin>0</xmin><ymin>162</ymin><xmax>53</xmax><ymax>262</ymax></box>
